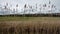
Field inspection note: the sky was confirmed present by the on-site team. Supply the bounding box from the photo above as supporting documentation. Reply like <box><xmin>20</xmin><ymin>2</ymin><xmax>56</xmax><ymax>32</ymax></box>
<box><xmin>0</xmin><ymin>0</ymin><xmax>60</xmax><ymax>10</ymax></box>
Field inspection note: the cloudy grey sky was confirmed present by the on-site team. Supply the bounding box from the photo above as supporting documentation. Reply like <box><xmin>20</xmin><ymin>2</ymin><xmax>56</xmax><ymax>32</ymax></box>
<box><xmin>0</xmin><ymin>0</ymin><xmax>60</xmax><ymax>10</ymax></box>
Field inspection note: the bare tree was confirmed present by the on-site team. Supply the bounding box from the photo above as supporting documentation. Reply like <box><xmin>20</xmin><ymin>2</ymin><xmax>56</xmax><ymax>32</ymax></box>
<box><xmin>23</xmin><ymin>4</ymin><xmax>27</xmax><ymax>17</ymax></box>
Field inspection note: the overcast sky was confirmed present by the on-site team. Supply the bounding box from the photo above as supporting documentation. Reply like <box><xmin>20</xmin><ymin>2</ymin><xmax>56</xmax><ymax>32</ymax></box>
<box><xmin>0</xmin><ymin>0</ymin><xmax>60</xmax><ymax>10</ymax></box>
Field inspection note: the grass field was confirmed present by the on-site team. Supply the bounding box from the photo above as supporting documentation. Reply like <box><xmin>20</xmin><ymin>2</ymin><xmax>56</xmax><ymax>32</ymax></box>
<box><xmin>0</xmin><ymin>16</ymin><xmax>60</xmax><ymax>21</ymax></box>
<box><xmin>0</xmin><ymin>17</ymin><xmax>60</xmax><ymax>34</ymax></box>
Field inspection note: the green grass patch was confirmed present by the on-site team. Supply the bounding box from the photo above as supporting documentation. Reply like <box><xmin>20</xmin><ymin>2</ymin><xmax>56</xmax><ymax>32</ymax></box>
<box><xmin>0</xmin><ymin>16</ymin><xmax>60</xmax><ymax>21</ymax></box>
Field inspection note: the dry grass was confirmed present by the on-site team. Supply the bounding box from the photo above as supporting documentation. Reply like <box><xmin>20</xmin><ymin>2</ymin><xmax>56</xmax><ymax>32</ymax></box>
<box><xmin>0</xmin><ymin>17</ymin><xmax>60</xmax><ymax>34</ymax></box>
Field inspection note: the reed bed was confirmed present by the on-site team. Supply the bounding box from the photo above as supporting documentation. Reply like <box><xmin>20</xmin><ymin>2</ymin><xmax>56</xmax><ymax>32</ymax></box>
<box><xmin>0</xmin><ymin>20</ymin><xmax>60</xmax><ymax>34</ymax></box>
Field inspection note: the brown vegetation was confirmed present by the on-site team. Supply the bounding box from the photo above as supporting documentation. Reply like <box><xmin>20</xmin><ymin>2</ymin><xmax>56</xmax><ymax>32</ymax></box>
<box><xmin>0</xmin><ymin>20</ymin><xmax>60</xmax><ymax>34</ymax></box>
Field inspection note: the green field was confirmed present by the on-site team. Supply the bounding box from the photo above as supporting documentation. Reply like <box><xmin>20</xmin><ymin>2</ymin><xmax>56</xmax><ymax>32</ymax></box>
<box><xmin>0</xmin><ymin>17</ymin><xmax>60</xmax><ymax>21</ymax></box>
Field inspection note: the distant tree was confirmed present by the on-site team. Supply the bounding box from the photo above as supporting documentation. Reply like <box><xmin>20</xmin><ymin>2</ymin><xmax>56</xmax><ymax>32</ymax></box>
<box><xmin>13</xmin><ymin>9</ymin><xmax>16</xmax><ymax>17</ymax></box>
<box><xmin>43</xmin><ymin>4</ymin><xmax>47</xmax><ymax>7</ymax></box>
<box><xmin>24</xmin><ymin>4</ymin><xmax>27</xmax><ymax>8</ymax></box>
<box><xmin>35</xmin><ymin>3</ymin><xmax>38</xmax><ymax>16</ymax></box>
<box><xmin>49</xmin><ymin>0</ymin><xmax>51</xmax><ymax>4</ymax></box>
<box><xmin>23</xmin><ymin>4</ymin><xmax>27</xmax><ymax>17</ymax></box>
<box><xmin>16</xmin><ymin>4</ymin><xmax>18</xmax><ymax>7</ymax></box>
<box><xmin>4</xmin><ymin>3</ymin><xmax>8</xmax><ymax>9</ymax></box>
<box><xmin>36</xmin><ymin>4</ymin><xmax>37</xmax><ymax>9</ymax></box>
<box><xmin>6</xmin><ymin>3</ymin><xmax>8</xmax><ymax>6</ymax></box>
<box><xmin>4</xmin><ymin>6</ymin><xmax>7</xmax><ymax>9</ymax></box>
